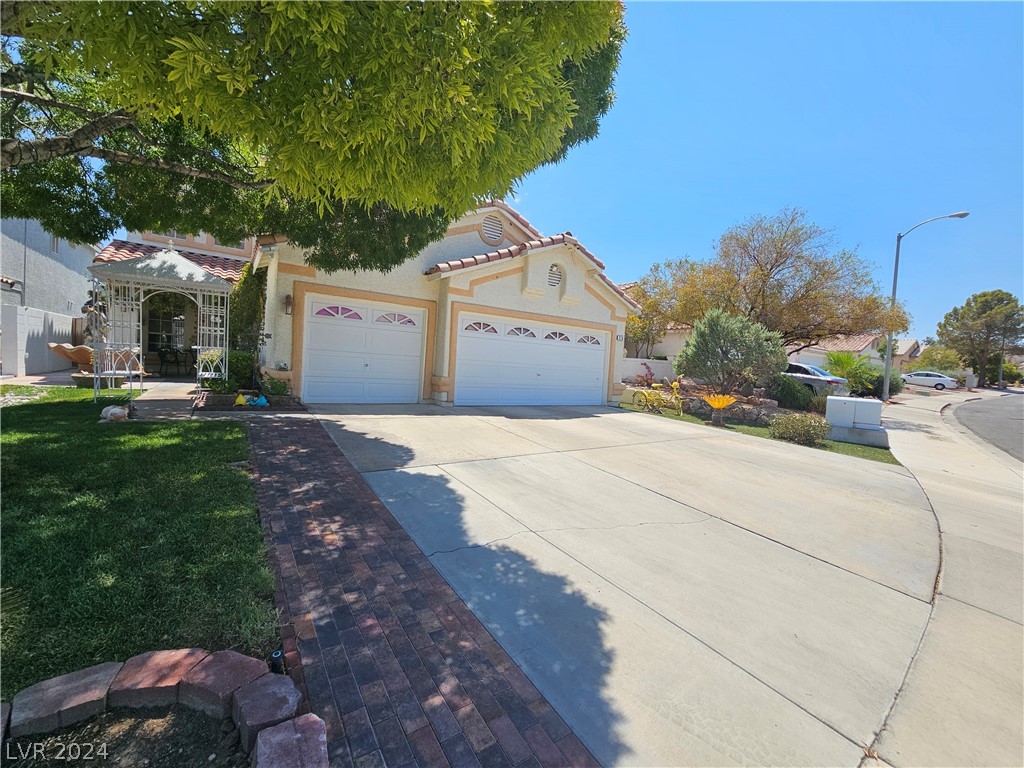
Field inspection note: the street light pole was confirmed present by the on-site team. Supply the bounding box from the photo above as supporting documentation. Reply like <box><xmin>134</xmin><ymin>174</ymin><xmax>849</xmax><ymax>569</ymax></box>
<box><xmin>881</xmin><ymin>211</ymin><xmax>970</xmax><ymax>402</ymax></box>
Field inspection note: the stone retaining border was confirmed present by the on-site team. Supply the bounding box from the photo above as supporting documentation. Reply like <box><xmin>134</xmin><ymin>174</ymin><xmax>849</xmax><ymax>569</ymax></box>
<box><xmin>2</xmin><ymin>649</ymin><xmax>327</xmax><ymax>767</ymax></box>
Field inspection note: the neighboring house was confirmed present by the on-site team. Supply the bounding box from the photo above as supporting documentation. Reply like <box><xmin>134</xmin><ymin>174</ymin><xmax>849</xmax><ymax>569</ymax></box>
<box><xmin>788</xmin><ymin>334</ymin><xmax>884</xmax><ymax>369</ymax></box>
<box><xmin>1</xmin><ymin>218</ymin><xmax>98</xmax><ymax>376</ymax></box>
<box><xmin>892</xmin><ymin>338</ymin><xmax>923</xmax><ymax>370</ymax></box>
<box><xmin>651</xmin><ymin>324</ymin><xmax>692</xmax><ymax>360</ymax></box>
<box><xmin>256</xmin><ymin>201</ymin><xmax>636</xmax><ymax>405</ymax></box>
<box><xmin>617</xmin><ymin>281</ymin><xmax>690</xmax><ymax>360</ymax></box>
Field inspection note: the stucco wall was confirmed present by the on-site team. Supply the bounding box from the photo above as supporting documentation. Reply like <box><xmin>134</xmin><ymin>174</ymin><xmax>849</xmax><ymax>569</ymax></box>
<box><xmin>1</xmin><ymin>219</ymin><xmax>94</xmax><ymax>315</ymax></box>
<box><xmin>651</xmin><ymin>329</ymin><xmax>690</xmax><ymax>360</ymax></box>
<box><xmin>258</xmin><ymin>209</ymin><xmax>631</xmax><ymax>403</ymax></box>
<box><xmin>1</xmin><ymin>305</ymin><xmax>74</xmax><ymax>376</ymax></box>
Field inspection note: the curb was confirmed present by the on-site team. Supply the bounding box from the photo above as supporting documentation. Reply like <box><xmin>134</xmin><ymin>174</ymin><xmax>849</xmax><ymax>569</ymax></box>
<box><xmin>3</xmin><ymin>649</ymin><xmax>328</xmax><ymax>767</ymax></box>
<box><xmin>941</xmin><ymin>398</ymin><xmax>1024</xmax><ymax>475</ymax></box>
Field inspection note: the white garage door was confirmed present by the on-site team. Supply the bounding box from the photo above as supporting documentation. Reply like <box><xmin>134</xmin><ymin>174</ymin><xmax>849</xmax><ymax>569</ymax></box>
<box><xmin>302</xmin><ymin>296</ymin><xmax>424</xmax><ymax>403</ymax></box>
<box><xmin>454</xmin><ymin>314</ymin><xmax>607</xmax><ymax>406</ymax></box>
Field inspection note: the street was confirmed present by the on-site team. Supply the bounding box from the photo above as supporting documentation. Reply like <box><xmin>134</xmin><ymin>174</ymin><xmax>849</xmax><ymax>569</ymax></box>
<box><xmin>955</xmin><ymin>392</ymin><xmax>1024</xmax><ymax>461</ymax></box>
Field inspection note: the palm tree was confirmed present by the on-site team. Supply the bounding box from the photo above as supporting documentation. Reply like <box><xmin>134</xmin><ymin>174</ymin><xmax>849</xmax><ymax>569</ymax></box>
<box><xmin>825</xmin><ymin>351</ymin><xmax>874</xmax><ymax>391</ymax></box>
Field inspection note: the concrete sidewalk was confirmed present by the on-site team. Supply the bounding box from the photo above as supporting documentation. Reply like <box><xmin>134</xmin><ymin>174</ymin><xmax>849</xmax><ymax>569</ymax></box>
<box><xmin>876</xmin><ymin>391</ymin><xmax>1023</xmax><ymax>767</ymax></box>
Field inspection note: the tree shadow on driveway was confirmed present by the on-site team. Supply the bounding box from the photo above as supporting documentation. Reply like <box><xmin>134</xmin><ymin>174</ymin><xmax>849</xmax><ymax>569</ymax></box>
<box><xmin>315</xmin><ymin>416</ymin><xmax>626</xmax><ymax>765</ymax></box>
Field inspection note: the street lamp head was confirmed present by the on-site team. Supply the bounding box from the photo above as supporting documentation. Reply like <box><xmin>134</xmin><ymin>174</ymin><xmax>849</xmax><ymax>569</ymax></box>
<box><xmin>949</xmin><ymin>211</ymin><xmax>970</xmax><ymax>219</ymax></box>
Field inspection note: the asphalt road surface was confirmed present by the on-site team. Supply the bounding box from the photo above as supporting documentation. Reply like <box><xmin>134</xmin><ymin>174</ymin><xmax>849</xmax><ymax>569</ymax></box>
<box><xmin>955</xmin><ymin>393</ymin><xmax>1024</xmax><ymax>461</ymax></box>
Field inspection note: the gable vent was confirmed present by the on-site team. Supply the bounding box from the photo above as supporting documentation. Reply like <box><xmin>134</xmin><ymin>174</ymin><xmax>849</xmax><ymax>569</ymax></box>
<box><xmin>481</xmin><ymin>214</ymin><xmax>504</xmax><ymax>242</ymax></box>
<box><xmin>547</xmin><ymin>264</ymin><xmax>563</xmax><ymax>287</ymax></box>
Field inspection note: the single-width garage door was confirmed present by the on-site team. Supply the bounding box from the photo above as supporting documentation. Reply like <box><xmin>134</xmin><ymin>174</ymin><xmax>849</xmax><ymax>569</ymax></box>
<box><xmin>454</xmin><ymin>314</ymin><xmax>607</xmax><ymax>406</ymax></box>
<box><xmin>302</xmin><ymin>296</ymin><xmax>424</xmax><ymax>403</ymax></box>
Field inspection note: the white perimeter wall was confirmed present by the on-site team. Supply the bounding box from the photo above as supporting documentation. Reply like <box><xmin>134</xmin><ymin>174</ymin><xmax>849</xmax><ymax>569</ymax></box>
<box><xmin>1</xmin><ymin>305</ymin><xmax>74</xmax><ymax>376</ymax></box>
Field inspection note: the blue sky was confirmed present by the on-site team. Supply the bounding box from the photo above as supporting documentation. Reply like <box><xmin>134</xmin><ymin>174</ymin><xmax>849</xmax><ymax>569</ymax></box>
<box><xmin>512</xmin><ymin>1</ymin><xmax>1024</xmax><ymax>342</ymax></box>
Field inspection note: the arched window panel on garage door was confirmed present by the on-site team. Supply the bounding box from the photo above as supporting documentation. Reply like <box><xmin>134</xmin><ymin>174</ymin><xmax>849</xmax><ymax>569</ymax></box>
<box><xmin>544</xmin><ymin>331</ymin><xmax>571</xmax><ymax>342</ymax></box>
<box><xmin>577</xmin><ymin>334</ymin><xmax>601</xmax><ymax>345</ymax></box>
<box><xmin>506</xmin><ymin>326</ymin><xmax>536</xmax><ymax>338</ymax></box>
<box><xmin>313</xmin><ymin>304</ymin><xmax>362</xmax><ymax>320</ymax></box>
<box><xmin>375</xmin><ymin>312</ymin><xmax>417</xmax><ymax>326</ymax></box>
<box><xmin>464</xmin><ymin>321</ymin><xmax>498</xmax><ymax>334</ymax></box>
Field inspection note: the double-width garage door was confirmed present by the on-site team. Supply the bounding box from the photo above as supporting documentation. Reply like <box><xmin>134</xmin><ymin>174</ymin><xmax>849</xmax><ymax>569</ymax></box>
<box><xmin>302</xmin><ymin>296</ymin><xmax>424</xmax><ymax>403</ymax></box>
<box><xmin>454</xmin><ymin>313</ymin><xmax>607</xmax><ymax>406</ymax></box>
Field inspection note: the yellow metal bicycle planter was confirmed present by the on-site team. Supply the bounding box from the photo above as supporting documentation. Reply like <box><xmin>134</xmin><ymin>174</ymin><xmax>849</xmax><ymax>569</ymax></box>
<box><xmin>633</xmin><ymin>381</ymin><xmax>684</xmax><ymax>415</ymax></box>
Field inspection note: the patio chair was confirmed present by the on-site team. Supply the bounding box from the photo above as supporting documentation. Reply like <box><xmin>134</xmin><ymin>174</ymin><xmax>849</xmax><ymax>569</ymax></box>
<box><xmin>158</xmin><ymin>348</ymin><xmax>182</xmax><ymax>376</ymax></box>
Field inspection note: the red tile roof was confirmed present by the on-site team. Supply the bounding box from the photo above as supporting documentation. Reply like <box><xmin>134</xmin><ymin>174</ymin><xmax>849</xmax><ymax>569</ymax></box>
<box><xmin>94</xmin><ymin>240</ymin><xmax>250</xmax><ymax>283</ymax></box>
<box><xmin>425</xmin><ymin>233</ymin><xmax>638</xmax><ymax>310</ymax></box>
<box><xmin>791</xmin><ymin>334</ymin><xmax>882</xmax><ymax>353</ymax></box>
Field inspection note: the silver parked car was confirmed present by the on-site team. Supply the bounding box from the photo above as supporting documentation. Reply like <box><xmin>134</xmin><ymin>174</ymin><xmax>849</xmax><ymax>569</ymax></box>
<box><xmin>783</xmin><ymin>362</ymin><xmax>850</xmax><ymax>396</ymax></box>
<box><xmin>901</xmin><ymin>370</ymin><xmax>959</xmax><ymax>390</ymax></box>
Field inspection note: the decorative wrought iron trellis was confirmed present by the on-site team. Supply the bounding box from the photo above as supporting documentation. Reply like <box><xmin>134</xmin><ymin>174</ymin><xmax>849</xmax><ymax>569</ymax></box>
<box><xmin>93</xmin><ymin>268</ymin><xmax>231</xmax><ymax>392</ymax></box>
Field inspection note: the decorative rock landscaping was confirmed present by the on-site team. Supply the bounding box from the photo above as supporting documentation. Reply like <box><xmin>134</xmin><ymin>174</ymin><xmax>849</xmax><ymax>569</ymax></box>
<box><xmin>180</xmin><ymin>650</ymin><xmax>270</xmax><ymax>719</ymax></box>
<box><xmin>1</xmin><ymin>649</ymin><xmax>328</xmax><ymax>767</ymax></box>
<box><xmin>9</xmin><ymin>661</ymin><xmax>123</xmax><ymax>738</ymax></box>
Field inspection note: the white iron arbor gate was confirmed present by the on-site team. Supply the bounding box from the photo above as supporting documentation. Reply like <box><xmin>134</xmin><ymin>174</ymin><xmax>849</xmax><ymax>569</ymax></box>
<box><xmin>89</xmin><ymin>248</ymin><xmax>232</xmax><ymax>388</ymax></box>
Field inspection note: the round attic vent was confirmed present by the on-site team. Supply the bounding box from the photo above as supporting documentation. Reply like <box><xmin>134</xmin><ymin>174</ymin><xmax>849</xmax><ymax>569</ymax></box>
<box><xmin>481</xmin><ymin>214</ymin><xmax>504</xmax><ymax>243</ymax></box>
<box><xmin>548</xmin><ymin>264</ymin><xmax>563</xmax><ymax>287</ymax></box>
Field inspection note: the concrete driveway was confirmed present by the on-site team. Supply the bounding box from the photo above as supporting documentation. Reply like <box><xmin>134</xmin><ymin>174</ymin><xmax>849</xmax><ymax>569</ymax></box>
<box><xmin>311</xmin><ymin>404</ymin><xmax>939</xmax><ymax>766</ymax></box>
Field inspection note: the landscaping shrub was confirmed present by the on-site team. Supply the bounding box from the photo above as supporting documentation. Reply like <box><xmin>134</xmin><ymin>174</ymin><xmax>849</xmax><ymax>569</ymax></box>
<box><xmin>765</xmin><ymin>373</ymin><xmax>813</xmax><ymax>411</ymax></box>
<box><xmin>261</xmin><ymin>375</ymin><xmax>291</xmax><ymax>397</ymax></box>
<box><xmin>650</xmin><ymin>354</ymin><xmax>668</xmax><ymax>361</ymax></box>
<box><xmin>809</xmin><ymin>394</ymin><xmax>829</xmax><ymax>414</ymax></box>
<box><xmin>985</xmin><ymin>359</ymin><xmax>1023</xmax><ymax>386</ymax></box>
<box><xmin>636</xmin><ymin>361</ymin><xmax>655</xmax><ymax>388</ymax></box>
<box><xmin>206</xmin><ymin>350</ymin><xmax>256</xmax><ymax>393</ymax></box>
<box><xmin>852</xmin><ymin>367</ymin><xmax>904</xmax><ymax>398</ymax></box>
<box><xmin>676</xmin><ymin>309</ymin><xmax>787</xmax><ymax>394</ymax></box>
<box><xmin>769</xmin><ymin>412</ymin><xmax>831</xmax><ymax>446</ymax></box>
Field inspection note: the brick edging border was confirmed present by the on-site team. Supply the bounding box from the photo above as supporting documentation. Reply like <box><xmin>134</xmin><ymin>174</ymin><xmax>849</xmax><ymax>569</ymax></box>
<box><xmin>2</xmin><ymin>649</ymin><xmax>328</xmax><ymax>767</ymax></box>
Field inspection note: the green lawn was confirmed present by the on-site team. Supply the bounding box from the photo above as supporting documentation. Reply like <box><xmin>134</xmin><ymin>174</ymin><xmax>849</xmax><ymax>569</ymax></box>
<box><xmin>0</xmin><ymin>386</ymin><xmax>278</xmax><ymax>698</ymax></box>
<box><xmin>619</xmin><ymin>402</ymin><xmax>901</xmax><ymax>465</ymax></box>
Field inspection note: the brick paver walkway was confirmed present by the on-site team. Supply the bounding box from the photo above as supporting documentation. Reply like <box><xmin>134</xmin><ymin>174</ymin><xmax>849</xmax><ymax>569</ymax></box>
<box><xmin>249</xmin><ymin>417</ymin><xmax>599</xmax><ymax>768</ymax></box>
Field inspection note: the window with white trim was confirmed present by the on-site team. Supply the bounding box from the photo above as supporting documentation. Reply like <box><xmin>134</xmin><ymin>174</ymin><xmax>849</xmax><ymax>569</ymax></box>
<box><xmin>465</xmin><ymin>321</ymin><xmax>498</xmax><ymax>333</ymax></box>
<box><xmin>544</xmin><ymin>331</ymin><xmax>570</xmax><ymax>342</ymax></box>
<box><xmin>507</xmin><ymin>326</ymin><xmax>536</xmax><ymax>338</ymax></box>
<box><xmin>577</xmin><ymin>335</ymin><xmax>601</xmax><ymax>346</ymax></box>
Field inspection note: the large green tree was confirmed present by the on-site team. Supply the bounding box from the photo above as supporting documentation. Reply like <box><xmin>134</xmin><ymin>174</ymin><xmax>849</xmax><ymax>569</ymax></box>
<box><xmin>936</xmin><ymin>290</ymin><xmax>1024</xmax><ymax>387</ymax></box>
<box><xmin>1</xmin><ymin>1</ymin><xmax>624</xmax><ymax>272</ymax></box>
<box><xmin>657</xmin><ymin>208</ymin><xmax>908</xmax><ymax>349</ymax></box>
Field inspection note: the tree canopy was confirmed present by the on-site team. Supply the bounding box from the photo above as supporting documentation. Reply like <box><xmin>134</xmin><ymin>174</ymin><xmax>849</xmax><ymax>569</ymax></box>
<box><xmin>1</xmin><ymin>1</ymin><xmax>625</xmax><ymax>271</ymax></box>
<box><xmin>624</xmin><ymin>275</ymin><xmax>674</xmax><ymax>358</ymax></box>
<box><xmin>906</xmin><ymin>346</ymin><xmax>963</xmax><ymax>374</ymax></box>
<box><xmin>936</xmin><ymin>290</ymin><xmax>1024</xmax><ymax>387</ymax></box>
<box><xmin>635</xmin><ymin>209</ymin><xmax>908</xmax><ymax>350</ymax></box>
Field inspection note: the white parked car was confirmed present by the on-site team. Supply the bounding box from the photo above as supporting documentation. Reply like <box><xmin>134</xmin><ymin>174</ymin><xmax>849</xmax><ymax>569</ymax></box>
<box><xmin>901</xmin><ymin>371</ymin><xmax>959</xmax><ymax>390</ymax></box>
